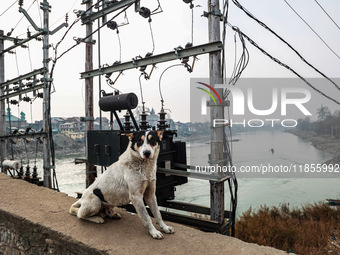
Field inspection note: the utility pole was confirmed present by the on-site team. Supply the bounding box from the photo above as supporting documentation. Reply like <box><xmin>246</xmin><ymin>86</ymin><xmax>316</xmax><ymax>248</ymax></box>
<box><xmin>42</xmin><ymin>0</ymin><xmax>51</xmax><ymax>188</ymax></box>
<box><xmin>0</xmin><ymin>30</ymin><xmax>6</xmax><ymax>171</ymax></box>
<box><xmin>208</xmin><ymin>0</ymin><xmax>225</xmax><ymax>224</ymax></box>
<box><xmin>84</xmin><ymin>0</ymin><xmax>96</xmax><ymax>187</ymax></box>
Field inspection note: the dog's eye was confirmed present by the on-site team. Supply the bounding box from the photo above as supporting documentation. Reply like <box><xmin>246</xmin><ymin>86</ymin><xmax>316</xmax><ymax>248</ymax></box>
<box><xmin>149</xmin><ymin>138</ymin><xmax>157</xmax><ymax>146</ymax></box>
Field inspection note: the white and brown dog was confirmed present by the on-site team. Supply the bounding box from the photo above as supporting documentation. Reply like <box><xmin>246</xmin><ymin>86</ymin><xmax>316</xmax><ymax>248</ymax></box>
<box><xmin>69</xmin><ymin>130</ymin><xmax>174</xmax><ymax>239</ymax></box>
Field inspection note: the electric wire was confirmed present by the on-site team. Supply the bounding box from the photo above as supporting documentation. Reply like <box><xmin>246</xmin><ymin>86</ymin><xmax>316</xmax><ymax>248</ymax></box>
<box><xmin>35</xmin><ymin>0</ymin><xmax>42</xmax><ymax>28</ymax></box>
<box><xmin>314</xmin><ymin>0</ymin><xmax>340</xmax><ymax>30</ymax></box>
<box><xmin>149</xmin><ymin>21</ymin><xmax>155</xmax><ymax>54</ymax></box>
<box><xmin>230</xmin><ymin>0</ymin><xmax>340</xmax><ymax>92</ymax></box>
<box><xmin>14</xmin><ymin>49</ymin><xmax>20</xmax><ymax>76</ymax></box>
<box><xmin>27</xmin><ymin>42</ymin><xmax>33</xmax><ymax>70</ymax></box>
<box><xmin>117</xmin><ymin>32</ymin><xmax>122</xmax><ymax>63</ymax></box>
<box><xmin>158</xmin><ymin>64</ymin><xmax>183</xmax><ymax>106</ymax></box>
<box><xmin>191</xmin><ymin>7</ymin><xmax>194</xmax><ymax>44</ymax></box>
<box><xmin>49</xmin><ymin>0</ymin><xmax>78</xmax><ymax>28</ymax></box>
<box><xmin>229</xmin><ymin>24</ymin><xmax>340</xmax><ymax>105</ymax></box>
<box><xmin>55</xmin><ymin>3</ymin><xmax>132</xmax><ymax>62</ymax></box>
<box><xmin>138</xmin><ymin>73</ymin><xmax>145</xmax><ymax>109</ymax></box>
<box><xmin>221</xmin><ymin>0</ymin><xmax>229</xmax><ymax>79</ymax></box>
<box><xmin>283</xmin><ymin>0</ymin><xmax>340</xmax><ymax>60</ymax></box>
<box><xmin>0</xmin><ymin>0</ymin><xmax>18</xmax><ymax>17</ymax></box>
<box><xmin>228</xmin><ymin>28</ymin><xmax>249</xmax><ymax>86</ymax></box>
<box><xmin>11</xmin><ymin>0</ymin><xmax>35</xmax><ymax>35</ymax></box>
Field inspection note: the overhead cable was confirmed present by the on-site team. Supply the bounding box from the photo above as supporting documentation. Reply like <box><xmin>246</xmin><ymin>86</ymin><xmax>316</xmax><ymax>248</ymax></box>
<box><xmin>229</xmin><ymin>24</ymin><xmax>340</xmax><ymax>105</ymax></box>
<box><xmin>283</xmin><ymin>0</ymin><xmax>340</xmax><ymax>60</ymax></box>
<box><xmin>0</xmin><ymin>0</ymin><xmax>18</xmax><ymax>17</ymax></box>
<box><xmin>231</xmin><ymin>0</ymin><xmax>340</xmax><ymax>92</ymax></box>
<box><xmin>314</xmin><ymin>0</ymin><xmax>340</xmax><ymax>30</ymax></box>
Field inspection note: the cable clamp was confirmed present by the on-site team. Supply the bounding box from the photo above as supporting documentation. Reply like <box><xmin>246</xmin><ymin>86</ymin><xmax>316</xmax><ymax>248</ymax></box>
<box><xmin>202</xmin><ymin>8</ymin><xmax>223</xmax><ymax>21</ymax></box>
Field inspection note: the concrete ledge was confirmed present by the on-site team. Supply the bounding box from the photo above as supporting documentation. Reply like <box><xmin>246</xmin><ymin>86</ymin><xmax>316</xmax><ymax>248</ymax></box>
<box><xmin>0</xmin><ymin>173</ymin><xmax>287</xmax><ymax>255</ymax></box>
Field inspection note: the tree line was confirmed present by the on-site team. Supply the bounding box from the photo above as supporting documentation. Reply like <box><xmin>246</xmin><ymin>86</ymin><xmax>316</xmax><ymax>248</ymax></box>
<box><xmin>297</xmin><ymin>105</ymin><xmax>340</xmax><ymax>137</ymax></box>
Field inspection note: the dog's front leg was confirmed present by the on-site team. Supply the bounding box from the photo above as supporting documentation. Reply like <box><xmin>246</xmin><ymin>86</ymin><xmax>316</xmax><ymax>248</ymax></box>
<box><xmin>130</xmin><ymin>194</ymin><xmax>164</xmax><ymax>239</ymax></box>
<box><xmin>144</xmin><ymin>180</ymin><xmax>174</xmax><ymax>234</ymax></box>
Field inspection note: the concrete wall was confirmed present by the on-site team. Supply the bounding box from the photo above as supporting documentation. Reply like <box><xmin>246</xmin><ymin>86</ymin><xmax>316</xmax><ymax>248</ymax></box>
<box><xmin>0</xmin><ymin>210</ymin><xmax>101</xmax><ymax>255</ymax></box>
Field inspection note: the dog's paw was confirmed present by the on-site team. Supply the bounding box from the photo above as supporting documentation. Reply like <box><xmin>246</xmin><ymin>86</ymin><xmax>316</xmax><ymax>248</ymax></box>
<box><xmin>161</xmin><ymin>225</ymin><xmax>174</xmax><ymax>234</ymax></box>
<box><xmin>150</xmin><ymin>229</ymin><xmax>164</xmax><ymax>239</ymax></box>
<box><xmin>92</xmin><ymin>216</ymin><xmax>105</xmax><ymax>224</ymax></box>
<box><xmin>111</xmin><ymin>212</ymin><xmax>122</xmax><ymax>219</ymax></box>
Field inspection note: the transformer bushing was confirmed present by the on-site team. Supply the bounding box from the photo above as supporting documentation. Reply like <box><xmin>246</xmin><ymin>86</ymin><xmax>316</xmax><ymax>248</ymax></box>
<box><xmin>123</xmin><ymin>111</ymin><xmax>133</xmax><ymax>131</ymax></box>
<box><xmin>32</xmin><ymin>165</ymin><xmax>38</xmax><ymax>183</ymax></box>
<box><xmin>139</xmin><ymin>110</ymin><xmax>150</xmax><ymax>130</ymax></box>
<box><xmin>157</xmin><ymin>109</ymin><xmax>169</xmax><ymax>130</ymax></box>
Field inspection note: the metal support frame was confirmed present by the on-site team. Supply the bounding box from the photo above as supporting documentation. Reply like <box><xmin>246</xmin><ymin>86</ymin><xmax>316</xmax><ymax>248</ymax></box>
<box><xmin>0</xmin><ymin>84</ymin><xmax>44</xmax><ymax>100</ymax></box>
<box><xmin>80</xmin><ymin>41</ymin><xmax>223</xmax><ymax>79</ymax></box>
<box><xmin>81</xmin><ymin>0</ymin><xmax>137</xmax><ymax>24</ymax></box>
<box><xmin>0</xmin><ymin>68</ymin><xmax>45</xmax><ymax>101</ymax></box>
<box><xmin>0</xmin><ymin>131</ymin><xmax>47</xmax><ymax>141</ymax></box>
<box><xmin>0</xmin><ymin>31</ymin><xmax>44</xmax><ymax>56</ymax></box>
<box><xmin>0</xmin><ymin>68</ymin><xmax>45</xmax><ymax>88</ymax></box>
<box><xmin>121</xmin><ymin>202</ymin><xmax>231</xmax><ymax>234</ymax></box>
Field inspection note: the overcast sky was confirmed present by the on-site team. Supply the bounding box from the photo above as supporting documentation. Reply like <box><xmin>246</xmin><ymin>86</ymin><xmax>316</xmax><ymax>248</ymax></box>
<box><xmin>1</xmin><ymin>0</ymin><xmax>339</xmax><ymax>123</ymax></box>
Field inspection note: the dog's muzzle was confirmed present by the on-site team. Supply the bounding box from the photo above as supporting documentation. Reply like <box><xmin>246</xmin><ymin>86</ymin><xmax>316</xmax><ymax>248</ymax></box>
<box><xmin>143</xmin><ymin>150</ymin><xmax>151</xmax><ymax>159</ymax></box>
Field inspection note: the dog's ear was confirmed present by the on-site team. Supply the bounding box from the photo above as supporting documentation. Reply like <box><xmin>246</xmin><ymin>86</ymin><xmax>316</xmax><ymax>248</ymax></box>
<box><xmin>125</xmin><ymin>133</ymin><xmax>134</xmax><ymax>141</ymax></box>
<box><xmin>157</xmin><ymin>130</ymin><xmax>164</xmax><ymax>141</ymax></box>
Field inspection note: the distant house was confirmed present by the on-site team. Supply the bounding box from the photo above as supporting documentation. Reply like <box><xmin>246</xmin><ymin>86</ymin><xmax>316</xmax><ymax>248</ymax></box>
<box><xmin>60</xmin><ymin>122</ymin><xmax>78</xmax><ymax>133</ymax></box>
<box><xmin>5</xmin><ymin>108</ymin><xmax>27</xmax><ymax>133</ymax></box>
<box><xmin>60</xmin><ymin>122</ymin><xmax>84</xmax><ymax>141</ymax></box>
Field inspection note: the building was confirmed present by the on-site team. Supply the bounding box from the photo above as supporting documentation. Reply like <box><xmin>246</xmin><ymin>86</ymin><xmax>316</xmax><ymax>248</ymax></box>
<box><xmin>5</xmin><ymin>108</ymin><xmax>27</xmax><ymax>133</ymax></box>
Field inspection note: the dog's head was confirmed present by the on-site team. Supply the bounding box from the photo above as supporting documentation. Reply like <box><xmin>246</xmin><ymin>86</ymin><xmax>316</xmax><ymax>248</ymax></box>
<box><xmin>126</xmin><ymin>130</ymin><xmax>163</xmax><ymax>159</ymax></box>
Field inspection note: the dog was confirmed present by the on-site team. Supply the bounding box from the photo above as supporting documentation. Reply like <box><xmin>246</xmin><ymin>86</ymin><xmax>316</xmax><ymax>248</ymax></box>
<box><xmin>69</xmin><ymin>130</ymin><xmax>174</xmax><ymax>239</ymax></box>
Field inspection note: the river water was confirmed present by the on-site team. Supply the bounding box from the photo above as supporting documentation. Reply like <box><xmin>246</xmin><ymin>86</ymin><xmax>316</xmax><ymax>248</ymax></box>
<box><xmin>34</xmin><ymin>130</ymin><xmax>339</xmax><ymax>217</ymax></box>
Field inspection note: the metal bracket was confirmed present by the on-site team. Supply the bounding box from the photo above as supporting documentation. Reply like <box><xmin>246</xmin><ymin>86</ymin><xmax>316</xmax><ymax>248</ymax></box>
<box><xmin>202</xmin><ymin>8</ymin><xmax>224</xmax><ymax>21</ymax></box>
<box><xmin>80</xmin><ymin>116</ymin><xmax>95</xmax><ymax>122</ymax></box>
<box><xmin>81</xmin><ymin>0</ymin><xmax>136</xmax><ymax>24</ymax></box>
<box><xmin>206</xmin><ymin>99</ymin><xmax>230</xmax><ymax>107</ymax></box>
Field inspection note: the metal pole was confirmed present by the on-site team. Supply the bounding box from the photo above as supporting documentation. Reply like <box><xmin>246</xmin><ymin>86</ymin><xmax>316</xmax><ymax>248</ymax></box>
<box><xmin>0</xmin><ymin>30</ymin><xmax>6</xmax><ymax>171</ymax></box>
<box><xmin>85</xmin><ymin>0</ymin><xmax>96</xmax><ymax>187</ymax></box>
<box><xmin>208</xmin><ymin>0</ymin><xmax>225</xmax><ymax>224</ymax></box>
<box><xmin>42</xmin><ymin>0</ymin><xmax>51</xmax><ymax>188</ymax></box>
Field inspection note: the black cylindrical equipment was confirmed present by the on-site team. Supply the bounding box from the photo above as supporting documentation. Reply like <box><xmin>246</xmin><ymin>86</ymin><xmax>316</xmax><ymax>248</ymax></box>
<box><xmin>99</xmin><ymin>93</ymin><xmax>138</xmax><ymax>112</ymax></box>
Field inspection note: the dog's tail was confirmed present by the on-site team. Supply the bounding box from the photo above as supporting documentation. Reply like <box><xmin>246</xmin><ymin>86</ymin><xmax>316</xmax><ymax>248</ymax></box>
<box><xmin>69</xmin><ymin>200</ymin><xmax>81</xmax><ymax>216</ymax></box>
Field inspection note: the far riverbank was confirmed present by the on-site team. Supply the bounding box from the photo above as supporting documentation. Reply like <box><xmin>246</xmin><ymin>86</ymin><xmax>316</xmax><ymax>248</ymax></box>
<box><xmin>286</xmin><ymin>129</ymin><xmax>340</xmax><ymax>165</ymax></box>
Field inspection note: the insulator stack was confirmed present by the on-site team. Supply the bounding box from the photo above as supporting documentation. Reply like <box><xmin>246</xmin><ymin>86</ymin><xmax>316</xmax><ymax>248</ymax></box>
<box><xmin>157</xmin><ymin>109</ymin><xmax>169</xmax><ymax>130</ymax></box>
<box><xmin>123</xmin><ymin>111</ymin><xmax>133</xmax><ymax>131</ymax></box>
